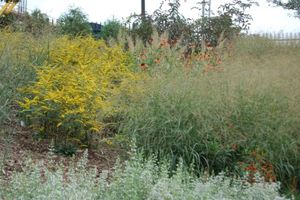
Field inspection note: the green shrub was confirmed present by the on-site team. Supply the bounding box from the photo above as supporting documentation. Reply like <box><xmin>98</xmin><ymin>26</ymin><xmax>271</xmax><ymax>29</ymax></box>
<box><xmin>56</xmin><ymin>7</ymin><xmax>92</xmax><ymax>37</ymax></box>
<box><xmin>20</xmin><ymin>9</ymin><xmax>53</xmax><ymax>36</ymax></box>
<box><xmin>100</xmin><ymin>19</ymin><xmax>122</xmax><ymax>41</ymax></box>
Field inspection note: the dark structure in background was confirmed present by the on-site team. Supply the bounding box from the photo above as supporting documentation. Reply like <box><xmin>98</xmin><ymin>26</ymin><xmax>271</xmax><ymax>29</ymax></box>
<box><xmin>141</xmin><ymin>0</ymin><xmax>145</xmax><ymax>18</ymax></box>
<box><xmin>17</xmin><ymin>0</ymin><xmax>26</xmax><ymax>14</ymax></box>
<box><xmin>89</xmin><ymin>22</ymin><xmax>102</xmax><ymax>37</ymax></box>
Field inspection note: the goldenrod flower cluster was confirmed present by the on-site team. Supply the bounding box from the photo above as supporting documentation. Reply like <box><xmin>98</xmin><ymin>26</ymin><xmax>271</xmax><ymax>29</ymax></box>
<box><xmin>19</xmin><ymin>36</ymin><xmax>136</xmax><ymax>141</ymax></box>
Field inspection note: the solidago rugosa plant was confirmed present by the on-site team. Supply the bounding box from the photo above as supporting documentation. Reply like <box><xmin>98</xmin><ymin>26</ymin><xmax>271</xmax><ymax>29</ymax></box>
<box><xmin>18</xmin><ymin>36</ymin><xmax>136</xmax><ymax>145</ymax></box>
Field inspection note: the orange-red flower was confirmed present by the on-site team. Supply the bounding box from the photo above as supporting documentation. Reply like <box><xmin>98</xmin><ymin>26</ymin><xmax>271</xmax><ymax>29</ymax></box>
<box><xmin>140</xmin><ymin>63</ymin><xmax>148</xmax><ymax>71</ymax></box>
<box><xmin>245</xmin><ymin>163</ymin><xmax>257</xmax><ymax>173</ymax></box>
<box><xmin>154</xmin><ymin>58</ymin><xmax>160</xmax><ymax>64</ymax></box>
<box><xmin>231</xmin><ymin>143</ymin><xmax>238</xmax><ymax>151</ymax></box>
<box><xmin>160</xmin><ymin>39</ymin><xmax>168</xmax><ymax>47</ymax></box>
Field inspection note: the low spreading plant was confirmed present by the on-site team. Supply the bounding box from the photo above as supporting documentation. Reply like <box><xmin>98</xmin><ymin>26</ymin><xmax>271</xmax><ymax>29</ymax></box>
<box><xmin>0</xmin><ymin>150</ymin><xmax>290</xmax><ymax>200</ymax></box>
<box><xmin>18</xmin><ymin>36</ymin><xmax>137</xmax><ymax>147</ymax></box>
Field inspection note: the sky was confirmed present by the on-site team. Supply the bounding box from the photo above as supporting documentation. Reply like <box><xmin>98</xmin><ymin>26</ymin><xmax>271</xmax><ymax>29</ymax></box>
<box><xmin>20</xmin><ymin>0</ymin><xmax>300</xmax><ymax>33</ymax></box>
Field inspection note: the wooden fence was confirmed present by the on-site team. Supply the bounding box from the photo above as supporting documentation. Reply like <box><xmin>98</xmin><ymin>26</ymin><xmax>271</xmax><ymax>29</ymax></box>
<box><xmin>257</xmin><ymin>32</ymin><xmax>300</xmax><ymax>45</ymax></box>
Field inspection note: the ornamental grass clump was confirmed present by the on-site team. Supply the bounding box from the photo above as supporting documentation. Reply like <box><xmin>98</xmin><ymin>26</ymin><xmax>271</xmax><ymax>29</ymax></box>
<box><xmin>18</xmin><ymin>36</ymin><xmax>136</xmax><ymax>147</ymax></box>
<box><xmin>120</xmin><ymin>70</ymin><xmax>299</xmax><ymax>194</ymax></box>
<box><xmin>123</xmin><ymin>31</ymin><xmax>224</xmax><ymax>75</ymax></box>
<box><xmin>0</xmin><ymin>30</ymin><xmax>50</xmax><ymax>123</ymax></box>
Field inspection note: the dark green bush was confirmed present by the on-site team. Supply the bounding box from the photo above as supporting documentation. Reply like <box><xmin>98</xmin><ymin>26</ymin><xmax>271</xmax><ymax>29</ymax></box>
<box><xmin>100</xmin><ymin>19</ymin><xmax>122</xmax><ymax>41</ymax></box>
<box><xmin>56</xmin><ymin>7</ymin><xmax>92</xmax><ymax>37</ymax></box>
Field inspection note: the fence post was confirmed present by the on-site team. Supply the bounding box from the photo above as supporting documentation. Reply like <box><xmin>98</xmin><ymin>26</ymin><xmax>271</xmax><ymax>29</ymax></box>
<box><xmin>255</xmin><ymin>32</ymin><xmax>300</xmax><ymax>46</ymax></box>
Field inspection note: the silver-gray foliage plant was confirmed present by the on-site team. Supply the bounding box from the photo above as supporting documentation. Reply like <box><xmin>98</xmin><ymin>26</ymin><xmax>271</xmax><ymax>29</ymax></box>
<box><xmin>0</xmin><ymin>150</ymin><xmax>291</xmax><ymax>200</ymax></box>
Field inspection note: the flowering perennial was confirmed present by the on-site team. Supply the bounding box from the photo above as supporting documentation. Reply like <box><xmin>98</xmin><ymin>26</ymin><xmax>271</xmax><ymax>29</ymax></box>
<box><xmin>19</xmin><ymin>36</ymin><xmax>136</xmax><ymax>142</ymax></box>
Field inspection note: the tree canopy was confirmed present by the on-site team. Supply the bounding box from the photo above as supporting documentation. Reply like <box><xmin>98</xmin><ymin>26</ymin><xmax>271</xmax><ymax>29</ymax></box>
<box><xmin>56</xmin><ymin>7</ymin><xmax>92</xmax><ymax>37</ymax></box>
<box><xmin>269</xmin><ymin>0</ymin><xmax>300</xmax><ymax>17</ymax></box>
<box><xmin>0</xmin><ymin>0</ymin><xmax>20</xmax><ymax>2</ymax></box>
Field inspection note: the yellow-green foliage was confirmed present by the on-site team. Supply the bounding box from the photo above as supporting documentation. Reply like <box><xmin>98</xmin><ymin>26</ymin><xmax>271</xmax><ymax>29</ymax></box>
<box><xmin>19</xmin><ymin>36</ymin><xmax>136</xmax><ymax>141</ymax></box>
<box><xmin>0</xmin><ymin>29</ymin><xmax>51</xmax><ymax>123</ymax></box>
<box><xmin>0</xmin><ymin>29</ymin><xmax>51</xmax><ymax>66</ymax></box>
